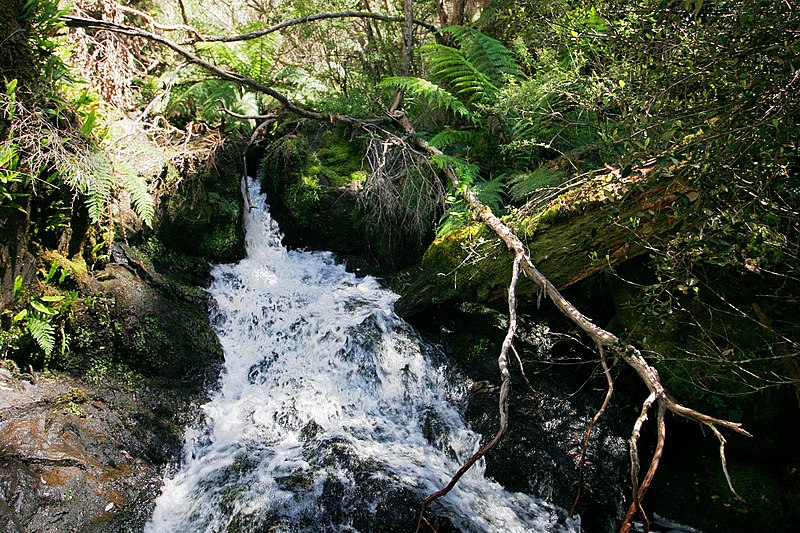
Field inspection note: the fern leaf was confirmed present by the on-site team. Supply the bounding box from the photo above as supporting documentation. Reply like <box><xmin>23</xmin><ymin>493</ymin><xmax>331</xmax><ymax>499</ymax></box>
<box><xmin>379</xmin><ymin>77</ymin><xmax>477</xmax><ymax>123</ymax></box>
<box><xmin>440</xmin><ymin>26</ymin><xmax>522</xmax><ymax>87</ymax></box>
<box><xmin>120</xmin><ymin>166</ymin><xmax>155</xmax><ymax>227</ymax></box>
<box><xmin>27</xmin><ymin>314</ymin><xmax>56</xmax><ymax>356</ymax></box>
<box><xmin>83</xmin><ymin>151</ymin><xmax>114</xmax><ymax>224</ymax></box>
<box><xmin>429</xmin><ymin>129</ymin><xmax>481</xmax><ymax>149</ymax></box>
<box><xmin>474</xmin><ymin>174</ymin><xmax>506</xmax><ymax>213</ymax></box>
<box><xmin>507</xmin><ymin>166</ymin><xmax>565</xmax><ymax>202</ymax></box>
<box><xmin>422</xmin><ymin>43</ymin><xmax>496</xmax><ymax>104</ymax></box>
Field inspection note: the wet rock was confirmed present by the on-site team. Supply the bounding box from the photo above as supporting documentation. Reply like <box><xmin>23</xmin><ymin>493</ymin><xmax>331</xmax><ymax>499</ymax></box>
<box><xmin>412</xmin><ymin>302</ymin><xmax>633</xmax><ymax>532</ymax></box>
<box><xmin>0</xmin><ymin>370</ymin><xmax>207</xmax><ymax>532</ymax></box>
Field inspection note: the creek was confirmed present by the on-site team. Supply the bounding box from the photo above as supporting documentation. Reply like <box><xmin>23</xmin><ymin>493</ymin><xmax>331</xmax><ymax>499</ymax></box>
<box><xmin>145</xmin><ymin>177</ymin><xmax>578</xmax><ymax>532</ymax></box>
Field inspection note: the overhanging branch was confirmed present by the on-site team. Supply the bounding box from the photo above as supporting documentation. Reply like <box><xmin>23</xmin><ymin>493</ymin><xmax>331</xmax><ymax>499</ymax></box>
<box><xmin>397</xmin><ymin>112</ymin><xmax>752</xmax><ymax>532</ymax></box>
<box><xmin>195</xmin><ymin>11</ymin><xmax>437</xmax><ymax>43</ymax></box>
<box><xmin>62</xmin><ymin>15</ymin><xmax>390</xmax><ymax>127</ymax></box>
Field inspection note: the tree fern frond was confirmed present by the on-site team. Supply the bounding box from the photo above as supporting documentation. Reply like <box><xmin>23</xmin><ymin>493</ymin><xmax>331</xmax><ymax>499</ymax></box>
<box><xmin>422</xmin><ymin>43</ymin><xmax>496</xmax><ymax>103</ymax></box>
<box><xmin>430</xmin><ymin>153</ymin><xmax>480</xmax><ymax>185</ymax></box>
<box><xmin>474</xmin><ymin>174</ymin><xmax>506</xmax><ymax>213</ymax></box>
<box><xmin>119</xmin><ymin>163</ymin><xmax>155</xmax><ymax>227</ymax></box>
<box><xmin>429</xmin><ymin>128</ymin><xmax>481</xmax><ymax>149</ymax></box>
<box><xmin>440</xmin><ymin>26</ymin><xmax>522</xmax><ymax>87</ymax></box>
<box><xmin>507</xmin><ymin>166</ymin><xmax>565</xmax><ymax>202</ymax></box>
<box><xmin>27</xmin><ymin>313</ymin><xmax>56</xmax><ymax>356</ymax></box>
<box><xmin>83</xmin><ymin>151</ymin><xmax>115</xmax><ymax>224</ymax></box>
<box><xmin>379</xmin><ymin>77</ymin><xmax>477</xmax><ymax>123</ymax></box>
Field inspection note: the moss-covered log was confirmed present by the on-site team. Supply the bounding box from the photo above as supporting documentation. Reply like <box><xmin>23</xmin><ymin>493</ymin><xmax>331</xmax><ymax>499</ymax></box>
<box><xmin>396</xmin><ymin>164</ymin><xmax>691</xmax><ymax>315</ymax></box>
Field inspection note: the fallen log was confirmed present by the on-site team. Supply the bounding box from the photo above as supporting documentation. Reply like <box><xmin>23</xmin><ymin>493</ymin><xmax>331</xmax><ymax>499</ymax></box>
<box><xmin>396</xmin><ymin>161</ymin><xmax>693</xmax><ymax>317</ymax></box>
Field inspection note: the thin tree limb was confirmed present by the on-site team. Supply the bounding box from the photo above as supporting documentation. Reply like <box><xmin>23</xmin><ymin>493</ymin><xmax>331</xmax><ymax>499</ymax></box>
<box><xmin>395</xmin><ymin>111</ymin><xmax>751</xmax><ymax>529</ymax></box>
<box><xmin>195</xmin><ymin>11</ymin><xmax>437</xmax><ymax>43</ymax></box>
<box><xmin>63</xmin><ymin>15</ymin><xmax>391</xmax><ymax>128</ymax></box>
<box><xmin>571</xmin><ymin>345</ymin><xmax>614</xmax><ymax>516</ymax></box>
<box><xmin>415</xmin><ymin>254</ymin><xmax>521</xmax><ymax>532</ymax></box>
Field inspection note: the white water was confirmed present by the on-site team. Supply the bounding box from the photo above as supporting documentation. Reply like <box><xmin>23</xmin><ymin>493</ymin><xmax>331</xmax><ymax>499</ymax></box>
<box><xmin>146</xmin><ymin>177</ymin><xmax>578</xmax><ymax>532</ymax></box>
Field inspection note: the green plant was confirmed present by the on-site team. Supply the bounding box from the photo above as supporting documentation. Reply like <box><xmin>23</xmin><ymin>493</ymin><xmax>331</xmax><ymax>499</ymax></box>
<box><xmin>9</xmin><ymin>261</ymin><xmax>78</xmax><ymax>361</ymax></box>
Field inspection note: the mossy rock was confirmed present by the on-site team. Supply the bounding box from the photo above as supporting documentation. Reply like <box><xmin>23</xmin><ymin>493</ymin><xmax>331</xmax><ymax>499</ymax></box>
<box><xmin>157</xmin><ymin>148</ymin><xmax>245</xmax><ymax>266</ymax></box>
<box><xmin>258</xmin><ymin>125</ymin><xmax>371</xmax><ymax>263</ymax></box>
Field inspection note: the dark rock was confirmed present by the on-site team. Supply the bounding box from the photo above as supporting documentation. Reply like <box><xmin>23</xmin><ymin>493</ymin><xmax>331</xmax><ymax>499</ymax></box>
<box><xmin>0</xmin><ymin>370</ymin><xmax>207</xmax><ymax>532</ymax></box>
<box><xmin>411</xmin><ymin>302</ymin><xmax>633</xmax><ymax>532</ymax></box>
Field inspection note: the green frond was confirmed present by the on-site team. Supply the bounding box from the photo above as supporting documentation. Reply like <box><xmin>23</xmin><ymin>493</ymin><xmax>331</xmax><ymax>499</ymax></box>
<box><xmin>474</xmin><ymin>174</ymin><xmax>506</xmax><ymax>213</ymax></box>
<box><xmin>83</xmin><ymin>151</ymin><xmax>115</xmax><ymax>224</ymax></box>
<box><xmin>440</xmin><ymin>26</ymin><xmax>522</xmax><ymax>87</ymax></box>
<box><xmin>421</xmin><ymin>43</ymin><xmax>496</xmax><ymax>103</ymax></box>
<box><xmin>119</xmin><ymin>164</ymin><xmax>155</xmax><ymax>227</ymax></box>
<box><xmin>429</xmin><ymin>129</ymin><xmax>481</xmax><ymax>149</ymax></box>
<box><xmin>379</xmin><ymin>76</ymin><xmax>476</xmax><ymax>123</ymax></box>
<box><xmin>430</xmin><ymin>153</ymin><xmax>479</xmax><ymax>185</ymax></box>
<box><xmin>26</xmin><ymin>313</ymin><xmax>56</xmax><ymax>356</ymax></box>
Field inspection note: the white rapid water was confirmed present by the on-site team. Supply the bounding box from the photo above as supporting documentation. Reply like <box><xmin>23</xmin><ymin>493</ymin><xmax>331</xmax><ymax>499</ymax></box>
<box><xmin>146</xmin><ymin>177</ymin><xmax>579</xmax><ymax>532</ymax></box>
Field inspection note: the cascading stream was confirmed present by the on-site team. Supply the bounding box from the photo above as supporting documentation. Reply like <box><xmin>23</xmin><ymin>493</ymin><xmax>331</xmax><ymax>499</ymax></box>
<box><xmin>146</xmin><ymin>177</ymin><xmax>579</xmax><ymax>532</ymax></box>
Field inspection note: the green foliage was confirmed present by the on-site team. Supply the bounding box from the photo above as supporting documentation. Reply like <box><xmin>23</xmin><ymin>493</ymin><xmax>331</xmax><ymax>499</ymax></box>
<box><xmin>24</xmin><ymin>313</ymin><xmax>56</xmax><ymax>356</ymax></box>
<box><xmin>438</xmin><ymin>26</ymin><xmax>522</xmax><ymax>88</ymax></box>
<box><xmin>379</xmin><ymin>77</ymin><xmax>476</xmax><ymax>123</ymax></box>
<box><xmin>421</xmin><ymin>43</ymin><xmax>496</xmax><ymax>104</ymax></box>
<box><xmin>167</xmin><ymin>78</ymin><xmax>259</xmax><ymax>132</ymax></box>
<box><xmin>506</xmin><ymin>166</ymin><xmax>564</xmax><ymax>203</ymax></box>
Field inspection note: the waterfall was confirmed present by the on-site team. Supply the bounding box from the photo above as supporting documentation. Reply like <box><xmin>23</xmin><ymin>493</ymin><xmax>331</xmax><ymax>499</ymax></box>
<box><xmin>146</xmin><ymin>177</ymin><xmax>578</xmax><ymax>532</ymax></box>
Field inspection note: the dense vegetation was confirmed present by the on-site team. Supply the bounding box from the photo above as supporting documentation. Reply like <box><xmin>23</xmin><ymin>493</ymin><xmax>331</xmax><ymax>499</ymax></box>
<box><xmin>1</xmin><ymin>0</ymin><xmax>798</xmax><ymax>530</ymax></box>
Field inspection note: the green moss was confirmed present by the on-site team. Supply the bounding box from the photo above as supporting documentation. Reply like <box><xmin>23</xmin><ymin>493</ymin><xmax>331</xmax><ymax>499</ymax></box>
<box><xmin>55</xmin><ymin>386</ymin><xmax>88</xmax><ymax>417</ymax></box>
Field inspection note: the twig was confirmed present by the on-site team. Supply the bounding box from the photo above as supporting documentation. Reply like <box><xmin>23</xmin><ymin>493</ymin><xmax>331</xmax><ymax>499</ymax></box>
<box><xmin>571</xmin><ymin>344</ymin><xmax>614</xmax><ymax>516</ymax></box>
<box><xmin>415</xmin><ymin>255</ymin><xmax>521</xmax><ymax>532</ymax></box>
<box><xmin>195</xmin><ymin>11</ymin><xmax>437</xmax><ymax>43</ymax></box>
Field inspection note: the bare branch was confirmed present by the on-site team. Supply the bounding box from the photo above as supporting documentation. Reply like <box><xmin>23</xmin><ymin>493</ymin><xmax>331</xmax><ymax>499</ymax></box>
<box><xmin>195</xmin><ymin>11</ymin><xmax>437</xmax><ymax>43</ymax></box>
<box><xmin>395</xmin><ymin>110</ymin><xmax>751</xmax><ymax>529</ymax></box>
<box><xmin>571</xmin><ymin>345</ymin><xmax>614</xmax><ymax>516</ymax></box>
<box><xmin>415</xmin><ymin>255</ymin><xmax>521</xmax><ymax>531</ymax></box>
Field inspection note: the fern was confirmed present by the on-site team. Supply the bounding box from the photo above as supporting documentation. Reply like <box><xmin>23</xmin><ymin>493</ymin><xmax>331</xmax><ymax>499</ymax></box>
<box><xmin>379</xmin><ymin>76</ymin><xmax>477</xmax><ymax>123</ymax></box>
<box><xmin>430</xmin><ymin>153</ymin><xmax>480</xmax><ymax>186</ymax></box>
<box><xmin>119</xmin><ymin>163</ymin><xmax>155</xmax><ymax>227</ymax></box>
<box><xmin>422</xmin><ymin>43</ymin><xmax>496</xmax><ymax>104</ymax></box>
<box><xmin>27</xmin><ymin>313</ymin><xmax>56</xmax><ymax>356</ymax></box>
<box><xmin>507</xmin><ymin>166</ymin><xmax>565</xmax><ymax>202</ymax></box>
<box><xmin>474</xmin><ymin>174</ymin><xmax>506</xmax><ymax>213</ymax></box>
<box><xmin>429</xmin><ymin>128</ymin><xmax>482</xmax><ymax>150</ymax></box>
<box><xmin>440</xmin><ymin>26</ymin><xmax>522</xmax><ymax>87</ymax></box>
<box><xmin>83</xmin><ymin>151</ymin><xmax>115</xmax><ymax>224</ymax></box>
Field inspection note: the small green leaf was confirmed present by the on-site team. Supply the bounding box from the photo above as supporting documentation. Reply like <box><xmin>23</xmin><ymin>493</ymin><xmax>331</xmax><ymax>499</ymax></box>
<box><xmin>31</xmin><ymin>300</ymin><xmax>56</xmax><ymax>315</ymax></box>
<box><xmin>13</xmin><ymin>275</ymin><xmax>23</xmax><ymax>296</ymax></box>
<box><xmin>40</xmin><ymin>295</ymin><xmax>65</xmax><ymax>302</ymax></box>
<box><xmin>13</xmin><ymin>309</ymin><xmax>27</xmax><ymax>322</ymax></box>
<box><xmin>81</xmin><ymin>110</ymin><xmax>97</xmax><ymax>136</ymax></box>
<box><xmin>44</xmin><ymin>260</ymin><xmax>59</xmax><ymax>283</ymax></box>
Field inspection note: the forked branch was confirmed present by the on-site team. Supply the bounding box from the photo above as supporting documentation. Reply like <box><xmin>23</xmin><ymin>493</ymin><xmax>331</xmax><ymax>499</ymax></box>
<box><xmin>399</xmin><ymin>113</ymin><xmax>751</xmax><ymax>532</ymax></box>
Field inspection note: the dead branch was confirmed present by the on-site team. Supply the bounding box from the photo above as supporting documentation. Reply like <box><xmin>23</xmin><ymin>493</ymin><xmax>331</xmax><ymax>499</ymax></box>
<box><xmin>115</xmin><ymin>3</ymin><xmax>202</xmax><ymax>39</ymax></box>
<box><xmin>397</xmin><ymin>112</ymin><xmax>751</xmax><ymax>531</ymax></box>
<box><xmin>194</xmin><ymin>11</ymin><xmax>437</xmax><ymax>43</ymax></box>
<box><xmin>571</xmin><ymin>345</ymin><xmax>614</xmax><ymax>516</ymax></box>
<box><xmin>415</xmin><ymin>255</ymin><xmax>520</xmax><ymax>532</ymax></box>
